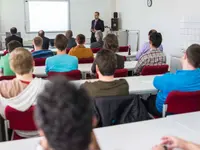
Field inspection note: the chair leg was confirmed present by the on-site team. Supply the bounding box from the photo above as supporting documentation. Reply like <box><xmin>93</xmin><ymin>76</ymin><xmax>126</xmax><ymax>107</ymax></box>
<box><xmin>4</xmin><ymin>121</ymin><xmax>9</xmax><ymax>141</ymax></box>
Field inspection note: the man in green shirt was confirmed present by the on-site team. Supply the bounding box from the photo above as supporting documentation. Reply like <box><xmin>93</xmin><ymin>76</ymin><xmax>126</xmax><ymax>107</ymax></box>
<box><xmin>0</xmin><ymin>40</ymin><xmax>22</xmax><ymax>76</ymax></box>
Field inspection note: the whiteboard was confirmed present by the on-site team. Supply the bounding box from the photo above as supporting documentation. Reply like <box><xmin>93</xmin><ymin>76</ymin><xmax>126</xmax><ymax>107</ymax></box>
<box><xmin>25</xmin><ymin>0</ymin><xmax>70</xmax><ymax>32</ymax></box>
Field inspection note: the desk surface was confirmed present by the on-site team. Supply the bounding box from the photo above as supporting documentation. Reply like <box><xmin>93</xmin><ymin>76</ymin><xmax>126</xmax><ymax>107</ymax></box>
<box><xmin>33</xmin><ymin>61</ymin><xmax>137</xmax><ymax>76</ymax></box>
<box><xmin>167</xmin><ymin>111</ymin><xmax>200</xmax><ymax>133</ymax></box>
<box><xmin>1</xmin><ymin>116</ymin><xmax>200</xmax><ymax>150</ymax></box>
<box><xmin>94</xmin><ymin>118</ymin><xmax>200</xmax><ymax>150</ymax></box>
<box><xmin>72</xmin><ymin>75</ymin><xmax>157</xmax><ymax>94</ymax></box>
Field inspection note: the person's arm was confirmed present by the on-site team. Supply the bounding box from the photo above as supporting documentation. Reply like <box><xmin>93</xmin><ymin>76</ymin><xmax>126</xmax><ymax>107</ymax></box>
<box><xmin>101</xmin><ymin>20</ymin><xmax>105</xmax><ymax>32</ymax></box>
<box><xmin>153</xmin><ymin>73</ymin><xmax>171</xmax><ymax>91</ymax></box>
<box><xmin>91</xmin><ymin>20</ymin><xmax>94</xmax><ymax>32</ymax></box>
<box><xmin>134</xmin><ymin>57</ymin><xmax>146</xmax><ymax>75</ymax></box>
<box><xmin>136</xmin><ymin>43</ymin><xmax>147</xmax><ymax>60</ymax></box>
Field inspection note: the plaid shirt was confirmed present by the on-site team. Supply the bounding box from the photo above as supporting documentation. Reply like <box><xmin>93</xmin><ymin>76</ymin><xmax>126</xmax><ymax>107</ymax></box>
<box><xmin>135</xmin><ymin>49</ymin><xmax>166</xmax><ymax>74</ymax></box>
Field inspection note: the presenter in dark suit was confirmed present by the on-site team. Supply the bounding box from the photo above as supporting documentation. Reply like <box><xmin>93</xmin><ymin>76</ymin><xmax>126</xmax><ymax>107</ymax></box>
<box><xmin>5</xmin><ymin>27</ymin><xmax>23</xmax><ymax>49</ymax></box>
<box><xmin>91</xmin><ymin>12</ymin><xmax>104</xmax><ymax>43</ymax></box>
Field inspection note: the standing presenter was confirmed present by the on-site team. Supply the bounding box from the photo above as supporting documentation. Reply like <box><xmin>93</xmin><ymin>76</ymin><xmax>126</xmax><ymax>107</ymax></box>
<box><xmin>91</xmin><ymin>12</ymin><xmax>104</xmax><ymax>43</ymax></box>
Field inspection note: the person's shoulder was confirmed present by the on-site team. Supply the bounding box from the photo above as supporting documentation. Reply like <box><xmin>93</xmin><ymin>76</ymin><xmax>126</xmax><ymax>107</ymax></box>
<box><xmin>117</xmin><ymin>79</ymin><xmax>129</xmax><ymax>85</ymax></box>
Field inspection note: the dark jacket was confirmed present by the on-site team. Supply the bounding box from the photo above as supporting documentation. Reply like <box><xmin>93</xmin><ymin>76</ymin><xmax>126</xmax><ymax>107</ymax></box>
<box><xmin>93</xmin><ymin>95</ymin><xmax>150</xmax><ymax>127</ymax></box>
<box><xmin>91</xmin><ymin>19</ymin><xmax>105</xmax><ymax>32</ymax></box>
<box><xmin>82</xmin><ymin>79</ymin><xmax>129</xmax><ymax>97</ymax></box>
<box><xmin>90</xmin><ymin>40</ymin><xmax>104</xmax><ymax>49</ymax></box>
<box><xmin>5</xmin><ymin>35</ymin><xmax>23</xmax><ymax>49</ymax></box>
<box><xmin>42</xmin><ymin>37</ymin><xmax>50</xmax><ymax>50</ymax></box>
<box><xmin>67</xmin><ymin>37</ymin><xmax>77</xmax><ymax>49</ymax></box>
<box><xmin>91</xmin><ymin>54</ymin><xmax>125</xmax><ymax>73</ymax></box>
<box><xmin>32</xmin><ymin>50</ymin><xmax>54</xmax><ymax>59</ymax></box>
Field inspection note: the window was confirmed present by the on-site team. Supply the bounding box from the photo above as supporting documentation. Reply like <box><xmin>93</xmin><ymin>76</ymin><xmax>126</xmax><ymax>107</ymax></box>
<box><xmin>25</xmin><ymin>0</ymin><xmax>70</xmax><ymax>32</ymax></box>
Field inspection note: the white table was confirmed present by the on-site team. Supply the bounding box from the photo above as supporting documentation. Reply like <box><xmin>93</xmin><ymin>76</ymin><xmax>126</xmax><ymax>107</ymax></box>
<box><xmin>33</xmin><ymin>61</ymin><xmax>137</xmax><ymax>79</ymax></box>
<box><xmin>72</xmin><ymin>75</ymin><xmax>157</xmax><ymax>95</ymax></box>
<box><xmin>167</xmin><ymin>111</ymin><xmax>200</xmax><ymax>133</ymax></box>
<box><xmin>94</xmin><ymin>118</ymin><xmax>200</xmax><ymax>150</ymax></box>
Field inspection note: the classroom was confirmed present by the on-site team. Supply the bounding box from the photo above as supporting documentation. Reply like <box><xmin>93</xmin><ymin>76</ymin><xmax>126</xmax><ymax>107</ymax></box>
<box><xmin>0</xmin><ymin>0</ymin><xmax>200</xmax><ymax>150</ymax></box>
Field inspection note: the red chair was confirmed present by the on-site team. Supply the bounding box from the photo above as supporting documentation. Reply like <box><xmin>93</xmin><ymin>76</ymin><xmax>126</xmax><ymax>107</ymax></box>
<box><xmin>141</xmin><ymin>65</ymin><xmax>169</xmax><ymax>76</ymax></box>
<box><xmin>0</xmin><ymin>76</ymin><xmax>16</xmax><ymax>81</ymax></box>
<box><xmin>79</xmin><ymin>58</ymin><xmax>94</xmax><ymax>64</ymax></box>
<box><xmin>66</xmin><ymin>48</ymin><xmax>70</xmax><ymax>54</ymax></box>
<box><xmin>123</xmin><ymin>56</ymin><xmax>127</xmax><ymax>61</ymax></box>
<box><xmin>119</xmin><ymin>46</ymin><xmax>129</xmax><ymax>52</ymax></box>
<box><xmin>34</xmin><ymin>58</ymin><xmax>46</xmax><ymax>66</ymax></box>
<box><xmin>92</xmin><ymin>48</ymin><xmax>101</xmax><ymax>53</ymax></box>
<box><xmin>3</xmin><ymin>50</ymin><xmax>9</xmax><ymax>56</ymax></box>
<box><xmin>48</xmin><ymin>70</ymin><xmax>82</xmax><ymax>80</ymax></box>
<box><xmin>4</xmin><ymin>106</ymin><xmax>37</xmax><ymax>141</ymax></box>
<box><xmin>162</xmin><ymin>91</ymin><xmax>200</xmax><ymax>117</ymax></box>
<box><xmin>96</xmin><ymin>69</ymin><xmax>128</xmax><ymax>78</ymax></box>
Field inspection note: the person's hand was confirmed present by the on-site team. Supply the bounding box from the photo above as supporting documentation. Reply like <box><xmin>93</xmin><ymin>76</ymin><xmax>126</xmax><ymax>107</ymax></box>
<box><xmin>161</xmin><ymin>136</ymin><xmax>187</xmax><ymax>149</ymax></box>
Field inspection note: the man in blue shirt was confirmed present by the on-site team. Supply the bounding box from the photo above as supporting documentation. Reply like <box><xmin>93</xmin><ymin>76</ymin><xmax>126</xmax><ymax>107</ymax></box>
<box><xmin>32</xmin><ymin>36</ymin><xmax>53</xmax><ymax>59</ymax></box>
<box><xmin>45</xmin><ymin>34</ymin><xmax>78</xmax><ymax>73</ymax></box>
<box><xmin>144</xmin><ymin>44</ymin><xmax>200</xmax><ymax>117</ymax></box>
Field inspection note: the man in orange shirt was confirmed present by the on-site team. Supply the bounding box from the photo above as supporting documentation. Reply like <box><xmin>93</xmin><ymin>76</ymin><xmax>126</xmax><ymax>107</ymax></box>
<box><xmin>68</xmin><ymin>34</ymin><xmax>94</xmax><ymax>59</ymax></box>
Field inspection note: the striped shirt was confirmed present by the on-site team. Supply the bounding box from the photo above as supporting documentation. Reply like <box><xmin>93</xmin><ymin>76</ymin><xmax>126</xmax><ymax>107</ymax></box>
<box><xmin>135</xmin><ymin>49</ymin><xmax>166</xmax><ymax>74</ymax></box>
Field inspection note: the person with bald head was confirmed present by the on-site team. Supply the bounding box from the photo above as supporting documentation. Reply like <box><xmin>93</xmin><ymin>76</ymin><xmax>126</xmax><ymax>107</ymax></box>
<box><xmin>65</xmin><ymin>30</ymin><xmax>77</xmax><ymax>49</ymax></box>
<box><xmin>136</xmin><ymin>29</ymin><xmax>163</xmax><ymax>60</ymax></box>
<box><xmin>38</xmin><ymin>30</ymin><xmax>50</xmax><ymax>50</ymax></box>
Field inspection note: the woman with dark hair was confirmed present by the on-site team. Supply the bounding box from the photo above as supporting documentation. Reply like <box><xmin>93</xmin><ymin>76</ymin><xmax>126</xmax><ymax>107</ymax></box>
<box><xmin>91</xmin><ymin>33</ymin><xmax>124</xmax><ymax>74</ymax></box>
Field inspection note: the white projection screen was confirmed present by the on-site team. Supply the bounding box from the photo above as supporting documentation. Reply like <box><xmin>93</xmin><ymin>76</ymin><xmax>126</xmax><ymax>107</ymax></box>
<box><xmin>25</xmin><ymin>0</ymin><xmax>70</xmax><ymax>32</ymax></box>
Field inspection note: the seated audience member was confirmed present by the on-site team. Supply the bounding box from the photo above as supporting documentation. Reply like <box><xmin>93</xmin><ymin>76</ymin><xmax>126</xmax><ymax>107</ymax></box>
<box><xmin>144</xmin><ymin>44</ymin><xmax>200</xmax><ymax>117</ymax></box>
<box><xmin>134</xmin><ymin>32</ymin><xmax>166</xmax><ymax>75</ymax></box>
<box><xmin>35</xmin><ymin>77</ymin><xmax>100</xmax><ymax>150</ymax></box>
<box><xmin>82</xmin><ymin>49</ymin><xmax>129</xmax><ymax>97</ymax></box>
<box><xmin>0</xmin><ymin>48</ymin><xmax>47</xmax><ymax>137</ymax></box>
<box><xmin>5</xmin><ymin>27</ymin><xmax>23</xmax><ymax>49</ymax></box>
<box><xmin>45</xmin><ymin>34</ymin><xmax>78</xmax><ymax>73</ymax></box>
<box><xmin>0</xmin><ymin>40</ymin><xmax>22</xmax><ymax>76</ymax></box>
<box><xmin>91</xmin><ymin>33</ymin><xmax>124</xmax><ymax>73</ymax></box>
<box><xmin>136</xmin><ymin>29</ymin><xmax>163</xmax><ymax>60</ymax></box>
<box><xmin>32</xmin><ymin>36</ymin><xmax>53</xmax><ymax>59</ymax></box>
<box><xmin>68</xmin><ymin>34</ymin><xmax>94</xmax><ymax>59</ymax></box>
<box><xmin>65</xmin><ymin>30</ymin><xmax>77</xmax><ymax>49</ymax></box>
<box><xmin>90</xmin><ymin>30</ymin><xmax>104</xmax><ymax>49</ymax></box>
<box><xmin>152</xmin><ymin>136</ymin><xmax>200</xmax><ymax>150</ymax></box>
<box><xmin>38</xmin><ymin>30</ymin><xmax>50</xmax><ymax>50</ymax></box>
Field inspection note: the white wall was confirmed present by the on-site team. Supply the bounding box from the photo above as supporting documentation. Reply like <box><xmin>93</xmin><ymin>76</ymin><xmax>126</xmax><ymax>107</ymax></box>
<box><xmin>116</xmin><ymin>0</ymin><xmax>200</xmax><ymax>56</ymax></box>
<box><xmin>0</xmin><ymin>0</ymin><xmax>116</xmax><ymax>43</ymax></box>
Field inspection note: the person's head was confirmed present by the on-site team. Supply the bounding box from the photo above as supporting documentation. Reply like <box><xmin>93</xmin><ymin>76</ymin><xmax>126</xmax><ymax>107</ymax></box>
<box><xmin>7</xmin><ymin>40</ymin><xmax>22</xmax><ymax>53</ymax></box>
<box><xmin>148</xmin><ymin>29</ymin><xmax>157</xmax><ymax>36</ymax></box>
<box><xmin>182</xmin><ymin>44</ymin><xmax>200</xmax><ymax>70</ymax></box>
<box><xmin>55</xmin><ymin>34</ymin><xmax>68</xmax><ymax>51</ymax></box>
<box><xmin>103</xmin><ymin>34</ymin><xmax>119</xmax><ymax>53</ymax></box>
<box><xmin>94</xmin><ymin>12</ymin><xmax>100</xmax><ymax>20</ymax></box>
<box><xmin>149</xmin><ymin>32</ymin><xmax>162</xmax><ymax>49</ymax></box>
<box><xmin>33</xmin><ymin>36</ymin><xmax>43</xmax><ymax>50</ymax></box>
<box><xmin>95</xmin><ymin>30</ymin><xmax>103</xmax><ymax>42</ymax></box>
<box><xmin>35</xmin><ymin>77</ymin><xmax>93</xmax><ymax>150</ymax></box>
<box><xmin>65</xmin><ymin>30</ymin><xmax>73</xmax><ymax>39</ymax></box>
<box><xmin>76</xmin><ymin>34</ymin><xmax>85</xmax><ymax>45</ymax></box>
<box><xmin>95</xmin><ymin>49</ymin><xmax>117</xmax><ymax>79</ymax></box>
<box><xmin>10</xmin><ymin>48</ymin><xmax>34</xmax><ymax>75</ymax></box>
<box><xmin>38</xmin><ymin>30</ymin><xmax>45</xmax><ymax>38</ymax></box>
<box><xmin>10</xmin><ymin>27</ymin><xmax>17</xmax><ymax>35</ymax></box>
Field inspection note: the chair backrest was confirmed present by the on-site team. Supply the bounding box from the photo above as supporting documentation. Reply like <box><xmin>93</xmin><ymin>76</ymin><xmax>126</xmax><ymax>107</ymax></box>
<box><xmin>141</xmin><ymin>65</ymin><xmax>169</xmax><ymax>76</ymax></box>
<box><xmin>91</xmin><ymin>48</ymin><xmax>101</xmax><ymax>53</ymax></box>
<box><xmin>48</xmin><ymin>70</ymin><xmax>82</xmax><ymax>80</ymax></box>
<box><xmin>34</xmin><ymin>58</ymin><xmax>46</xmax><ymax>66</ymax></box>
<box><xmin>3</xmin><ymin>50</ymin><xmax>9</xmax><ymax>56</ymax></box>
<box><xmin>119</xmin><ymin>46</ymin><xmax>129</xmax><ymax>52</ymax></box>
<box><xmin>66</xmin><ymin>48</ymin><xmax>70</xmax><ymax>54</ymax></box>
<box><xmin>0</xmin><ymin>76</ymin><xmax>16</xmax><ymax>81</ymax></box>
<box><xmin>79</xmin><ymin>58</ymin><xmax>94</xmax><ymax>64</ymax></box>
<box><xmin>5</xmin><ymin>106</ymin><xmax>37</xmax><ymax>130</ymax></box>
<box><xmin>114</xmin><ymin>69</ymin><xmax>128</xmax><ymax>78</ymax></box>
<box><xmin>123</xmin><ymin>56</ymin><xmax>127</xmax><ymax>61</ymax></box>
<box><xmin>164</xmin><ymin>91</ymin><xmax>200</xmax><ymax>115</ymax></box>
